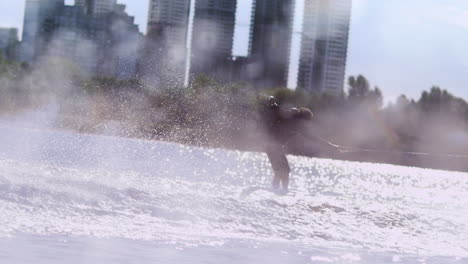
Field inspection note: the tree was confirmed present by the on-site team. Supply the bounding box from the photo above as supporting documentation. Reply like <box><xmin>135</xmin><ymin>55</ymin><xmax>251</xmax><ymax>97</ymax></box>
<box><xmin>348</xmin><ymin>75</ymin><xmax>371</xmax><ymax>99</ymax></box>
<box><xmin>396</xmin><ymin>95</ymin><xmax>410</xmax><ymax>108</ymax></box>
<box><xmin>369</xmin><ymin>86</ymin><xmax>383</xmax><ymax>108</ymax></box>
<box><xmin>348</xmin><ymin>75</ymin><xmax>383</xmax><ymax>108</ymax></box>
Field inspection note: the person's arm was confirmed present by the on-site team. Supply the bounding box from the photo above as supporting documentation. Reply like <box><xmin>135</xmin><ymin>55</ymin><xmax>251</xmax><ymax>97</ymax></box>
<box><xmin>296</xmin><ymin>123</ymin><xmax>345</xmax><ymax>155</ymax></box>
<box><xmin>308</xmin><ymin>134</ymin><xmax>344</xmax><ymax>153</ymax></box>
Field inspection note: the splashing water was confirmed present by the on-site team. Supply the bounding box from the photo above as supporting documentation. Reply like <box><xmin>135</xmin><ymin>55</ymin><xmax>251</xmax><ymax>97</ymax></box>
<box><xmin>0</xmin><ymin>123</ymin><xmax>467</xmax><ymax>263</ymax></box>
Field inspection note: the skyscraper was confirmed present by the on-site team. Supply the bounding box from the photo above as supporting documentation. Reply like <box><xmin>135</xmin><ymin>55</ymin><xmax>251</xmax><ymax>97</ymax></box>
<box><xmin>144</xmin><ymin>0</ymin><xmax>191</xmax><ymax>86</ymax></box>
<box><xmin>147</xmin><ymin>0</ymin><xmax>190</xmax><ymax>47</ymax></box>
<box><xmin>145</xmin><ymin>0</ymin><xmax>238</xmax><ymax>86</ymax></box>
<box><xmin>20</xmin><ymin>0</ymin><xmax>142</xmax><ymax>79</ymax></box>
<box><xmin>21</xmin><ymin>0</ymin><xmax>64</xmax><ymax>62</ymax></box>
<box><xmin>0</xmin><ymin>28</ymin><xmax>19</xmax><ymax>61</ymax></box>
<box><xmin>75</xmin><ymin>0</ymin><xmax>117</xmax><ymax>16</ymax></box>
<box><xmin>298</xmin><ymin>0</ymin><xmax>352</xmax><ymax>93</ymax></box>
<box><xmin>190</xmin><ymin>0</ymin><xmax>238</xmax><ymax>79</ymax></box>
<box><xmin>243</xmin><ymin>0</ymin><xmax>295</xmax><ymax>88</ymax></box>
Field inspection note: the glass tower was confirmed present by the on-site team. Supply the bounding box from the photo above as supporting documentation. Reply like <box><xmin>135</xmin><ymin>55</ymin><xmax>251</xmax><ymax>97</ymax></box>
<box><xmin>190</xmin><ymin>0</ymin><xmax>238</xmax><ymax>79</ymax></box>
<box><xmin>75</xmin><ymin>0</ymin><xmax>117</xmax><ymax>16</ymax></box>
<box><xmin>298</xmin><ymin>0</ymin><xmax>352</xmax><ymax>92</ymax></box>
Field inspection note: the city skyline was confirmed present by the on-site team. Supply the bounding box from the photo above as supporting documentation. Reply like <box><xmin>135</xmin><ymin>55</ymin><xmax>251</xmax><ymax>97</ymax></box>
<box><xmin>1</xmin><ymin>0</ymin><xmax>467</xmax><ymax>101</ymax></box>
<box><xmin>13</xmin><ymin>0</ymin><xmax>350</xmax><ymax>91</ymax></box>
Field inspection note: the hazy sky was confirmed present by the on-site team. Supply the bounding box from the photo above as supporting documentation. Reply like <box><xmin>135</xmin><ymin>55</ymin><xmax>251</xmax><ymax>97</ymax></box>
<box><xmin>1</xmin><ymin>0</ymin><xmax>467</xmax><ymax>102</ymax></box>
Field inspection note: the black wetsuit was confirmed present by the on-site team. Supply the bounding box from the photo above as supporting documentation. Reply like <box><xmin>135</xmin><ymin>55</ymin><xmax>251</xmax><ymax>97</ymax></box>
<box><xmin>259</xmin><ymin>99</ymin><xmax>341</xmax><ymax>191</ymax></box>
<box><xmin>261</xmin><ymin>105</ymin><xmax>307</xmax><ymax>190</ymax></box>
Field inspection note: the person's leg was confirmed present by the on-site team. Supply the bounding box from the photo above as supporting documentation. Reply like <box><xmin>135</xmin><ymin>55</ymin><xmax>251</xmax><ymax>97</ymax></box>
<box><xmin>267</xmin><ymin>145</ymin><xmax>291</xmax><ymax>190</ymax></box>
<box><xmin>280</xmin><ymin>169</ymin><xmax>289</xmax><ymax>190</ymax></box>
<box><xmin>267</xmin><ymin>149</ymin><xmax>281</xmax><ymax>189</ymax></box>
<box><xmin>272</xmin><ymin>171</ymin><xmax>281</xmax><ymax>189</ymax></box>
<box><xmin>276</xmin><ymin>146</ymin><xmax>291</xmax><ymax>191</ymax></box>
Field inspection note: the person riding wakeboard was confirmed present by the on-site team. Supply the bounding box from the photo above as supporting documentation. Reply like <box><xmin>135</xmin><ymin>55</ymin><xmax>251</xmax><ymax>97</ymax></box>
<box><xmin>259</xmin><ymin>95</ymin><xmax>342</xmax><ymax>191</ymax></box>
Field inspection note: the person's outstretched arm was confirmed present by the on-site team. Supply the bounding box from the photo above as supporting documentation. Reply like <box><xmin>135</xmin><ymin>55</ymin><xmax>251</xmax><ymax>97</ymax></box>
<box><xmin>293</xmin><ymin>122</ymin><xmax>345</xmax><ymax>156</ymax></box>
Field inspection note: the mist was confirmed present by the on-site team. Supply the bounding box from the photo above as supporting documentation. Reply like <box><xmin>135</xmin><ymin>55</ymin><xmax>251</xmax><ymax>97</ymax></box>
<box><xmin>2</xmin><ymin>10</ymin><xmax>468</xmax><ymax>172</ymax></box>
<box><xmin>1</xmin><ymin>1</ymin><xmax>468</xmax><ymax>263</ymax></box>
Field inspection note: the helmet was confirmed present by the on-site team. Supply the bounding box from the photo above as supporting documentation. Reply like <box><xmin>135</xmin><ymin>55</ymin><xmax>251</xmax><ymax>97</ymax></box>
<box><xmin>267</xmin><ymin>95</ymin><xmax>279</xmax><ymax>109</ymax></box>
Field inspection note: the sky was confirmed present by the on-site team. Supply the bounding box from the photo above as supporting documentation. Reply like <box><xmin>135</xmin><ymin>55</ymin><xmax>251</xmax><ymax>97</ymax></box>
<box><xmin>0</xmin><ymin>0</ymin><xmax>467</xmax><ymax>102</ymax></box>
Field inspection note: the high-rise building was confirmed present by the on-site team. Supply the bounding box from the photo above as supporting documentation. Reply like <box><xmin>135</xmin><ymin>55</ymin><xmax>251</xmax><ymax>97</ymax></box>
<box><xmin>147</xmin><ymin>0</ymin><xmax>190</xmax><ymax>47</ymax></box>
<box><xmin>190</xmin><ymin>0</ymin><xmax>237</xmax><ymax>79</ymax></box>
<box><xmin>144</xmin><ymin>0</ymin><xmax>238</xmax><ymax>86</ymax></box>
<box><xmin>21</xmin><ymin>0</ymin><xmax>64</xmax><ymax>62</ymax></box>
<box><xmin>144</xmin><ymin>0</ymin><xmax>191</xmax><ymax>86</ymax></box>
<box><xmin>242</xmin><ymin>0</ymin><xmax>295</xmax><ymax>88</ymax></box>
<box><xmin>20</xmin><ymin>0</ymin><xmax>142</xmax><ymax>79</ymax></box>
<box><xmin>75</xmin><ymin>0</ymin><xmax>117</xmax><ymax>16</ymax></box>
<box><xmin>298</xmin><ymin>0</ymin><xmax>352</xmax><ymax>93</ymax></box>
<box><xmin>0</xmin><ymin>28</ymin><xmax>19</xmax><ymax>61</ymax></box>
